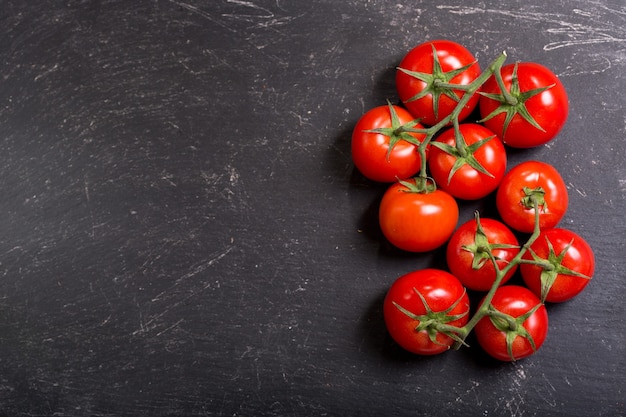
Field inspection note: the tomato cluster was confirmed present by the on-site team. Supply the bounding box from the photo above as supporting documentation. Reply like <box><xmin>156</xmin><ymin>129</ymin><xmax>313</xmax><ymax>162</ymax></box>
<box><xmin>351</xmin><ymin>40</ymin><xmax>594</xmax><ymax>361</ymax></box>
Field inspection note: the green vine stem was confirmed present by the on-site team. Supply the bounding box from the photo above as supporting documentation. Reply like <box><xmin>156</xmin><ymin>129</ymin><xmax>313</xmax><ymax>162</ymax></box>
<box><xmin>450</xmin><ymin>197</ymin><xmax>543</xmax><ymax>349</ymax></box>
<box><xmin>388</xmin><ymin>48</ymin><xmax>566</xmax><ymax>353</ymax></box>
<box><xmin>492</xmin><ymin>63</ymin><xmax>518</xmax><ymax>106</ymax></box>
<box><xmin>401</xmin><ymin>51</ymin><xmax>509</xmax><ymax>185</ymax></box>
<box><xmin>387</xmin><ymin>48</ymin><xmax>557</xmax><ymax>353</ymax></box>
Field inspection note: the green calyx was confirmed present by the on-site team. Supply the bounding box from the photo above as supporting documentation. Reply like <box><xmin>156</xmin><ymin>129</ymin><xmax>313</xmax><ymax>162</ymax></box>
<box><xmin>525</xmin><ymin>237</ymin><xmax>592</xmax><ymax>303</ymax></box>
<box><xmin>521</xmin><ymin>186</ymin><xmax>547</xmax><ymax>211</ymax></box>
<box><xmin>398</xmin><ymin>177</ymin><xmax>436</xmax><ymax>194</ymax></box>
<box><xmin>393</xmin><ymin>287</ymin><xmax>469</xmax><ymax>348</ymax></box>
<box><xmin>462</xmin><ymin>212</ymin><xmax>519</xmax><ymax>271</ymax></box>
<box><xmin>430</xmin><ymin>127</ymin><xmax>497</xmax><ymax>185</ymax></box>
<box><xmin>398</xmin><ymin>43</ymin><xmax>477</xmax><ymax>121</ymax></box>
<box><xmin>362</xmin><ymin>101</ymin><xmax>425</xmax><ymax>161</ymax></box>
<box><xmin>487</xmin><ymin>302</ymin><xmax>543</xmax><ymax>361</ymax></box>
<box><xmin>478</xmin><ymin>62</ymin><xmax>555</xmax><ymax>136</ymax></box>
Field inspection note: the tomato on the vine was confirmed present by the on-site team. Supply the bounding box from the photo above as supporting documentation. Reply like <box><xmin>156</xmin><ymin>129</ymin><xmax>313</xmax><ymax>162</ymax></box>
<box><xmin>474</xmin><ymin>285</ymin><xmax>548</xmax><ymax>361</ymax></box>
<box><xmin>379</xmin><ymin>179</ymin><xmax>459</xmax><ymax>252</ymax></box>
<box><xmin>521</xmin><ymin>228</ymin><xmax>594</xmax><ymax>303</ymax></box>
<box><xmin>396</xmin><ymin>40</ymin><xmax>481</xmax><ymax>126</ymax></box>
<box><xmin>384</xmin><ymin>269</ymin><xmax>470</xmax><ymax>355</ymax></box>
<box><xmin>350</xmin><ymin>41</ymin><xmax>590</xmax><ymax>363</ymax></box>
<box><xmin>479</xmin><ymin>62</ymin><xmax>569</xmax><ymax>148</ymax></box>
<box><xmin>351</xmin><ymin>103</ymin><xmax>427</xmax><ymax>182</ymax></box>
<box><xmin>428</xmin><ymin>123</ymin><xmax>506</xmax><ymax>200</ymax></box>
<box><xmin>496</xmin><ymin>160</ymin><xmax>568</xmax><ymax>233</ymax></box>
<box><xmin>446</xmin><ymin>217</ymin><xmax>519</xmax><ymax>292</ymax></box>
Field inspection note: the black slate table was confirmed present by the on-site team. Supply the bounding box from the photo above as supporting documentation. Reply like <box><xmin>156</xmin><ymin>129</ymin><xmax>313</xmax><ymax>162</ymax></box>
<box><xmin>0</xmin><ymin>1</ymin><xmax>624</xmax><ymax>416</ymax></box>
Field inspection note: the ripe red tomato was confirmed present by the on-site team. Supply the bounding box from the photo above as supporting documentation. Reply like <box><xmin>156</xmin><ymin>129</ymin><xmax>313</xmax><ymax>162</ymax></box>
<box><xmin>521</xmin><ymin>228</ymin><xmax>595</xmax><ymax>303</ymax></box>
<box><xmin>379</xmin><ymin>179</ymin><xmax>459</xmax><ymax>252</ymax></box>
<box><xmin>496</xmin><ymin>160</ymin><xmax>568</xmax><ymax>233</ymax></box>
<box><xmin>384</xmin><ymin>269</ymin><xmax>470</xmax><ymax>355</ymax></box>
<box><xmin>352</xmin><ymin>104</ymin><xmax>427</xmax><ymax>182</ymax></box>
<box><xmin>446</xmin><ymin>217</ymin><xmax>520</xmax><ymax>292</ymax></box>
<box><xmin>474</xmin><ymin>285</ymin><xmax>548</xmax><ymax>361</ymax></box>
<box><xmin>428</xmin><ymin>123</ymin><xmax>506</xmax><ymax>200</ymax></box>
<box><xmin>396</xmin><ymin>40</ymin><xmax>481</xmax><ymax>126</ymax></box>
<box><xmin>479</xmin><ymin>62</ymin><xmax>569</xmax><ymax>148</ymax></box>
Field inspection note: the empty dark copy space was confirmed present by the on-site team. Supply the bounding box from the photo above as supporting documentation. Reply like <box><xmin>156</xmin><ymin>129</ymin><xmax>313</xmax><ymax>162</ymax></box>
<box><xmin>0</xmin><ymin>1</ymin><xmax>624</xmax><ymax>416</ymax></box>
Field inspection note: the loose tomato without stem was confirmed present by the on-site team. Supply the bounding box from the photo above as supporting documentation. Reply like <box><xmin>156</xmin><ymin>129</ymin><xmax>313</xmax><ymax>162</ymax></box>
<box><xmin>379</xmin><ymin>179</ymin><xmax>459</xmax><ymax>252</ymax></box>
<box><xmin>521</xmin><ymin>228</ymin><xmax>595</xmax><ymax>303</ymax></box>
<box><xmin>384</xmin><ymin>269</ymin><xmax>470</xmax><ymax>355</ymax></box>
<box><xmin>428</xmin><ymin>123</ymin><xmax>507</xmax><ymax>200</ymax></box>
<box><xmin>474</xmin><ymin>285</ymin><xmax>548</xmax><ymax>361</ymax></box>
<box><xmin>479</xmin><ymin>62</ymin><xmax>569</xmax><ymax>148</ymax></box>
<box><xmin>446</xmin><ymin>217</ymin><xmax>520</xmax><ymax>292</ymax></box>
<box><xmin>396</xmin><ymin>40</ymin><xmax>481</xmax><ymax>126</ymax></box>
<box><xmin>496</xmin><ymin>160</ymin><xmax>568</xmax><ymax>233</ymax></box>
<box><xmin>351</xmin><ymin>104</ymin><xmax>427</xmax><ymax>182</ymax></box>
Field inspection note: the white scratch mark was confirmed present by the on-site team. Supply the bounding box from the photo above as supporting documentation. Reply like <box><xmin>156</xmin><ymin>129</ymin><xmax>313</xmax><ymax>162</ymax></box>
<box><xmin>437</xmin><ymin>4</ymin><xmax>626</xmax><ymax>76</ymax></box>
<box><xmin>221</xmin><ymin>0</ymin><xmax>300</xmax><ymax>30</ymax></box>
<box><xmin>100</xmin><ymin>314</ymin><xmax>112</xmax><ymax>326</ymax></box>
<box><xmin>133</xmin><ymin>245</ymin><xmax>234</xmax><ymax>336</ymax></box>
<box><xmin>160</xmin><ymin>170</ymin><xmax>177</xmax><ymax>187</ymax></box>
<box><xmin>568</xmin><ymin>182</ymin><xmax>588</xmax><ymax>197</ymax></box>
<box><xmin>156</xmin><ymin>318</ymin><xmax>185</xmax><ymax>337</ymax></box>
<box><xmin>34</xmin><ymin>63</ymin><xmax>59</xmax><ymax>81</ymax></box>
<box><xmin>168</xmin><ymin>0</ymin><xmax>233</xmax><ymax>31</ymax></box>
<box><xmin>203</xmin><ymin>49</ymin><xmax>238</xmax><ymax>72</ymax></box>
<box><xmin>561</xmin><ymin>55</ymin><xmax>612</xmax><ymax>76</ymax></box>
<box><xmin>540</xmin><ymin>373</ymin><xmax>558</xmax><ymax>406</ymax></box>
<box><xmin>151</xmin><ymin>245</ymin><xmax>233</xmax><ymax>303</ymax></box>
<box><xmin>454</xmin><ymin>380</ymin><xmax>482</xmax><ymax>406</ymax></box>
<box><xmin>223</xmin><ymin>0</ymin><xmax>274</xmax><ymax>19</ymax></box>
<box><xmin>2</xmin><ymin>246</ymin><xmax>24</xmax><ymax>256</ymax></box>
<box><xmin>544</xmin><ymin>32</ymin><xmax>626</xmax><ymax>51</ymax></box>
<box><xmin>491</xmin><ymin>364</ymin><xmax>533</xmax><ymax>417</ymax></box>
<box><xmin>83</xmin><ymin>176</ymin><xmax>90</xmax><ymax>202</ymax></box>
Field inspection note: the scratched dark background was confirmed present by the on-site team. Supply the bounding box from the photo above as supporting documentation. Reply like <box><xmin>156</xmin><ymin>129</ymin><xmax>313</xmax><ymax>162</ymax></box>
<box><xmin>0</xmin><ymin>0</ymin><xmax>624</xmax><ymax>416</ymax></box>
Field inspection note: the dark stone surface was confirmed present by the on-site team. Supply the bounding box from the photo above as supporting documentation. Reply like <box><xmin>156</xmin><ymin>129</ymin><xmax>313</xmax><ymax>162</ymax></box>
<box><xmin>0</xmin><ymin>1</ymin><xmax>624</xmax><ymax>416</ymax></box>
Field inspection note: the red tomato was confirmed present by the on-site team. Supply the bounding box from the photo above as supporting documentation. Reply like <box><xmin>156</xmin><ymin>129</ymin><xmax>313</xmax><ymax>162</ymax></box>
<box><xmin>521</xmin><ymin>228</ymin><xmax>594</xmax><ymax>303</ymax></box>
<box><xmin>446</xmin><ymin>217</ymin><xmax>520</xmax><ymax>292</ymax></box>
<box><xmin>474</xmin><ymin>285</ymin><xmax>548</xmax><ymax>361</ymax></box>
<box><xmin>396</xmin><ymin>40</ymin><xmax>481</xmax><ymax>126</ymax></box>
<box><xmin>384</xmin><ymin>269</ymin><xmax>470</xmax><ymax>355</ymax></box>
<box><xmin>352</xmin><ymin>104</ymin><xmax>427</xmax><ymax>182</ymax></box>
<box><xmin>428</xmin><ymin>123</ymin><xmax>506</xmax><ymax>200</ymax></box>
<box><xmin>479</xmin><ymin>62</ymin><xmax>569</xmax><ymax>148</ymax></box>
<box><xmin>496</xmin><ymin>160</ymin><xmax>568</xmax><ymax>233</ymax></box>
<box><xmin>379</xmin><ymin>179</ymin><xmax>459</xmax><ymax>252</ymax></box>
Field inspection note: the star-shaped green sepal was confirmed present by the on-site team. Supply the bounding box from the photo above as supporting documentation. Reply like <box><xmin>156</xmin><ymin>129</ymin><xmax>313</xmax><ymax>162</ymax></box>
<box><xmin>393</xmin><ymin>287</ymin><xmax>469</xmax><ymax>348</ymax></box>
<box><xmin>430</xmin><ymin>128</ymin><xmax>497</xmax><ymax>185</ymax></box>
<box><xmin>461</xmin><ymin>212</ymin><xmax>519</xmax><ymax>271</ymax></box>
<box><xmin>479</xmin><ymin>63</ymin><xmax>555</xmax><ymax>137</ymax></box>
<box><xmin>362</xmin><ymin>101</ymin><xmax>425</xmax><ymax>161</ymax></box>
<box><xmin>397</xmin><ymin>44</ymin><xmax>477</xmax><ymax>121</ymax></box>
<box><xmin>525</xmin><ymin>237</ymin><xmax>592</xmax><ymax>303</ymax></box>
<box><xmin>487</xmin><ymin>302</ymin><xmax>544</xmax><ymax>361</ymax></box>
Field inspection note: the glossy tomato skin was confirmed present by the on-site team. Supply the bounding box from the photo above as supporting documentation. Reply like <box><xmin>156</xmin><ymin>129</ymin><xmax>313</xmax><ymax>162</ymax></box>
<box><xmin>521</xmin><ymin>228</ymin><xmax>595</xmax><ymax>303</ymax></box>
<box><xmin>479</xmin><ymin>62</ymin><xmax>569</xmax><ymax>148</ymax></box>
<box><xmin>352</xmin><ymin>105</ymin><xmax>427</xmax><ymax>182</ymax></box>
<box><xmin>496</xmin><ymin>161</ymin><xmax>568</xmax><ymax>233</ymax></box>
<box><xmin>384</xmin><ymin>269</ymin><xmax>470</xmax><ymax>355</ymax></box>
<box><xmin>379</xmin><ymin>181</ymin><xmax>459</xmax><ymax>252</ymax></box>
<box><xmin>446</xmin><ymin>218</ymin><xmax>520</xmax><ymax>292</ymax></box>
<box><xmin>396</xmin><ymin>40</ymin><xmax>480</xmax><ymax>126</ymax></box>
<box><xmin>474</xmin><ymin>285</ymin><xmax>548</xmax><ymax>361</ymax></box>
<box><xmin>429</xmin><ymin>123</ymin><xmax>507</xmax><ymax>200</ymax></box>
